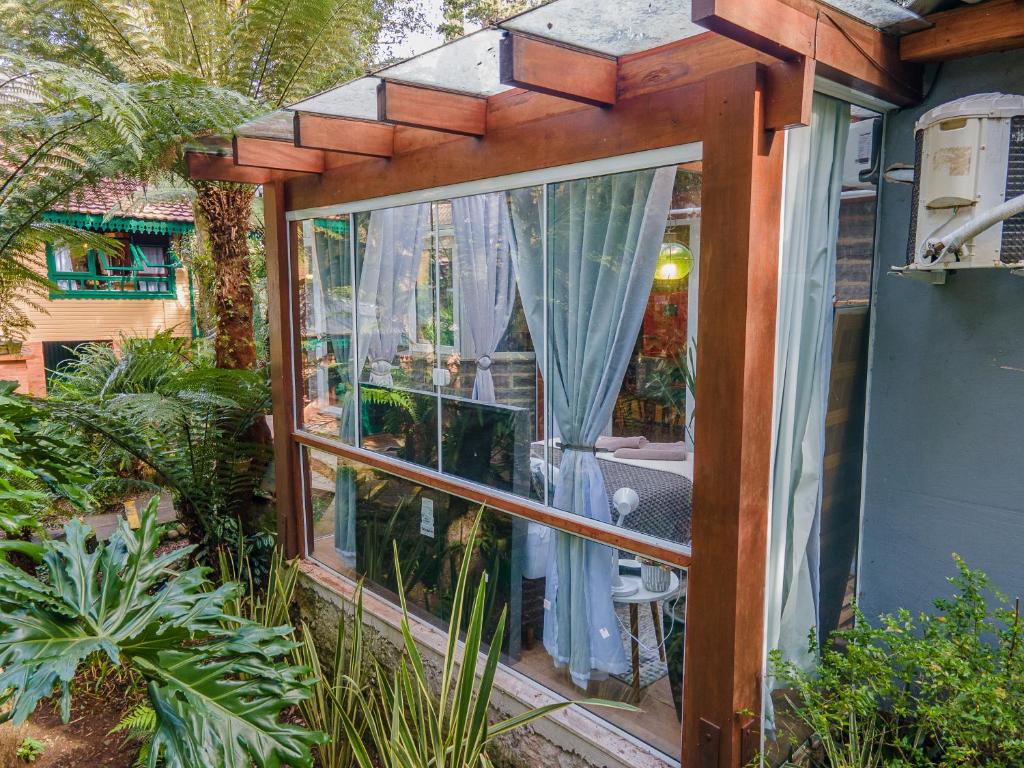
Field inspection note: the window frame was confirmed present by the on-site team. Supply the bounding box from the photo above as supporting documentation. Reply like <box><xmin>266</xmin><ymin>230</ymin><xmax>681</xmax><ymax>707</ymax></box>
<box><xmin>289</xmin><ymin>142</ymin><xmax>703</xmax><ymax>569</ymax></box>
<box><xmin>46</xmin><ymin>240</ymin><xmax>180</xmax><ymax>300</ymax></box>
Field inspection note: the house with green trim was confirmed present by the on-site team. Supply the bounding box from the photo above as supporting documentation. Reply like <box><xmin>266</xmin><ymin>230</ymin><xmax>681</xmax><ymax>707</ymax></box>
<box><xmin>0</xmin><ymin>180</ymin><xmax>195</xmax><ymax>395</ymax></box>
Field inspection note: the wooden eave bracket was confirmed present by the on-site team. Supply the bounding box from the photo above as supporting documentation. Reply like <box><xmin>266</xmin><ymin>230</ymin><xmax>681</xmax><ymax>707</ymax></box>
<box><xmin>499</xmin><ymin>32</ymin><xmax>618</xmax><ymax>107</ymax></box>
<box><xmin>765</xmin><ymin>56</ymin><xmax>815</xmax><ymax>130</ymax></box>
<box><xmin>693</xmin><ymin>0</ymin><xmax>921</xmax><ymax>106</ymax></box>
<box><xmin>377</xmin><ymin>80</ymin><xmax>487</xmax><ymax>137</ymax></box>
<box><xmin>293</xmin><ymin>112</ymin><xmax>395</xmax><ymax>158</ymax></box>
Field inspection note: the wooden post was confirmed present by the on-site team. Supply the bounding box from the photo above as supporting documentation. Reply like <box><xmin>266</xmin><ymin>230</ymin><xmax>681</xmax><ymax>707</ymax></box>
<box><xmin>683</xmin><ymin>63</ymin><xmax>783</xmax><ymax>768</ymax></box>
<box><xmin>263</xmin><ymin>181</ymin><xmax>304</xmax><ymax>558</ymax></box>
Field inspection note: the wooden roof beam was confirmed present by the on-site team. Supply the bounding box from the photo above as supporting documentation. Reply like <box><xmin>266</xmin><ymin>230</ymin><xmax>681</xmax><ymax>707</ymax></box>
<box><xmin>233</xmin><ymin>136</ymin><xmax>325</xmax><ymax>173</ymax></box>
<box><xmin>499</xmin><ymin>32</ymin><xmax>618</xmax><ymax>107</ymax></box>
<box><xmin>692</xmin><ymin>0</ymin><xmax>921</xmax><ymax>106</ymax></box>
<box><xmin>186</xmin><ymin>152</ymin><xmax>286</xmax><ymax>183</ymax></box>
<box><xmin>901</xmin><ymin>0</ymin><xmax>1024</xmax><ymax>63</ymax></box>
<box><xmin>293</xmin><ymin>113</ymin><xmax>395</xmax><ymax>158</ymax></box>
<box><xmin>377</xmin><ymin>80</ymin><xmax>487</xmax><ymax>137</ymax></box>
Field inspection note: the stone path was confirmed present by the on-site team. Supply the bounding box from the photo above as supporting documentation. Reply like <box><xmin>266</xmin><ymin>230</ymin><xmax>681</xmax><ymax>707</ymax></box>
<box><xmin>49</xmin><ymin>493</ymin><xmax>178</xmax><ymax>541</ymax></box>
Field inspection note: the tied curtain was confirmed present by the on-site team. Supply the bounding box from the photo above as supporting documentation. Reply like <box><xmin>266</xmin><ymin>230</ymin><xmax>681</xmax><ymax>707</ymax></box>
<box><xmin>357</xmin><ymin>204</ymin><xmax>431</xmax><ymax>387</ymax></box>
<box><xmin>508</xmin><ymin>166</ymin><xmax>676</xmax><ymax>688</ymax></box>
<box><xmin>766</xmin><ymin>94</ymin><xmax>849</xmax><ymax>705</ymax></box>
<box><xmin>451</xmin><ymin>193</ymin><xmax>517</xmax><ymax>402</ymax></box>
<box><xmin>309</xmin><ymin>221</ymin><xmax>359</xmax><ymax>560</ymax></box>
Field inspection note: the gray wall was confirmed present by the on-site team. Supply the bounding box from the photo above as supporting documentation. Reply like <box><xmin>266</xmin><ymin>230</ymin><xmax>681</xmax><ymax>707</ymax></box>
<box><xmin>859</xmin><ymin>50</ymin><xmax>1024</xmax><ymax>621</ymax></box>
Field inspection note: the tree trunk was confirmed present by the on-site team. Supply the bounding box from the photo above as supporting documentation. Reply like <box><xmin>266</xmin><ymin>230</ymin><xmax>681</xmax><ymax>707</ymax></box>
<box><xmin>193</xmin><ymin>182</ymin><xmax>258</xmax><ymax>369</ymax></box>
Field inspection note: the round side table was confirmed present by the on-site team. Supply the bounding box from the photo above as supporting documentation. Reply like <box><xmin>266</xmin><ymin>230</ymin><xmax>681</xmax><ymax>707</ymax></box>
<box><xmin>612</xmin><ymin>564</ymin><xmax>682</xmax><ymax>703</ymax></box>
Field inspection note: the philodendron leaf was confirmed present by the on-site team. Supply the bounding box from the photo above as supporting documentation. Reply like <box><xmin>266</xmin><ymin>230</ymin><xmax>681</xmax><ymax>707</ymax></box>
<box><xmin>0</xmin><ymin>498</ymin><xmax>324</xmax><ymax>767</ymax></box>
<box><xmin>136</xmin><ymin>627</ymin><xmax>325</xmax><ymax>768</ymax></box>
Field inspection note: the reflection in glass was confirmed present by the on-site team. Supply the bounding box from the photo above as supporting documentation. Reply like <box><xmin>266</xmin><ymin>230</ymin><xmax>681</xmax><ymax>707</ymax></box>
<box><xmin>305</xmin><ymin>448</ymin><xmax>687</xmax><ymax>758</ymax></box>
<box><xmin>297</xmin><ymin>217</ymin><xmax>358</xmax><ymax>559</ymax></box>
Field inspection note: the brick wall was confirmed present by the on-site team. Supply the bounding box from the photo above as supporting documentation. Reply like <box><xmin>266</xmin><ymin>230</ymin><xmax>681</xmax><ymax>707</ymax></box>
<box><xmin>0</xmin><ymin>341</ymin><xmax>47</xmax><ymax>395</ymax></box>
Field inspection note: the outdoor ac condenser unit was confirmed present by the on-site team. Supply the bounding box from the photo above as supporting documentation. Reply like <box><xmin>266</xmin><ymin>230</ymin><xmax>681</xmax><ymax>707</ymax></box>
<box><xmin>900</xmin><ymin>92</ymin><xmax>1024</xmax><ymax>280</ymax></box>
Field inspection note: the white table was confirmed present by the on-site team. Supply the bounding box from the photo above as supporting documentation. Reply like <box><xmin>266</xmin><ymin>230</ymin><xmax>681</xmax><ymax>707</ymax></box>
<box><xmin>612</xmin><ymin>563</ymin><xmax>682</xmax><ymax>702</ymax></box>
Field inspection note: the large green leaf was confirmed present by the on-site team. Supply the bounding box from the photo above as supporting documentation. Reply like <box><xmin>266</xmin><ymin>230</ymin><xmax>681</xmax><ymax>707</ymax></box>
<box><xmin>0</xmin><ymin>499</ymin><xmax>325</xmax><ymax>767</ymax></box>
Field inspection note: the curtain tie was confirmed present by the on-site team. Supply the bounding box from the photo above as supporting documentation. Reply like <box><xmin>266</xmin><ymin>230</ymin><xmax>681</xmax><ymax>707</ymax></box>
<box><xmin>370</xmin><ymin>359</ymin><xmax>392</xmax><ymax>376</ymax></box>
<box><xmin>560</xmin><ymin>443</ymin><xmax>597</xmax><ymax>453</ymax></box>
<box><xmin>475</xmin><ymin>354</ymin><xmax>493</xmax><ymax>371</ymax></box>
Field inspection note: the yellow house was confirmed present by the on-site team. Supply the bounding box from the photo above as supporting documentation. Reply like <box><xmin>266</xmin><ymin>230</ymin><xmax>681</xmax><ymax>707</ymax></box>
<box><xmin>0</xmin><ymin>181</ymin><xmax>195</xmax><ymax>395</ymax></box>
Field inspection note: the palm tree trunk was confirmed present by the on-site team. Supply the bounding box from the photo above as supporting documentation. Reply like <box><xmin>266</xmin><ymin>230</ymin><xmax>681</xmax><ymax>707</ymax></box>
<box><xmin>193</xmin><ymin>182</ymin><xmax>257</xmax><ymax>369</ymax></box>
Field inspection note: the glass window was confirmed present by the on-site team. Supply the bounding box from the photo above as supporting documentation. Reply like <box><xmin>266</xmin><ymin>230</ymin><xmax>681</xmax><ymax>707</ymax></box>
<box><xmin>296</xmin><ymin>161</ymin><xmax>703</xmax><ymax>554</ymax></box>
<box><xmin>297</xmin><ymin>216</ymin><xmax>357</xmax><ymax>442</ymax></box>
<box><xmin>296</xmin><ymin>154</ymin><xmax>705</xmax><ymax>760</ymax></box>
<box><xmin>304</xmin><ymin>446</ymin><xmax>687</xmax><ymax>759</ymax></box>
<box><xmin>48</xmin><ymin>235</ymin><xmax>177</xmax><ymax>297</ymax></box>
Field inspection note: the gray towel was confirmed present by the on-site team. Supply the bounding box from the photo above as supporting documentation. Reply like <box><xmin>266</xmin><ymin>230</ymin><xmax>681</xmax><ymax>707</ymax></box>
<box><xmin>646</xmin><ymin>441</ymin><xmax>687</xmax><ymax>451</ymax></box>
<box><xmin>613</xmin><ymin>446</ymin><xmax>687</xmax><ymax>461</ymax></box>
<box><xmin>595</xmin><ymin>435</ymin><xmax>648</xmax><ymax>451</ymax></box>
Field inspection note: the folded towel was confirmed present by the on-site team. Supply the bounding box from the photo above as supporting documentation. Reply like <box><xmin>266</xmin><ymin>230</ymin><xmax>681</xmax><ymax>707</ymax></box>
<box><xmin>646</xmin><ymin>441</ymin><xmax>687</xmax><ymax>451</ymax></box>
<box><xmin>595</xmin><ymin>435</ymin><xmax>648</xmax><ymax>451</ymax></box>
<box><xmin>613</xmin><ymin>446</ymin><xmax>687</xmax><ymax>461</ymax></box>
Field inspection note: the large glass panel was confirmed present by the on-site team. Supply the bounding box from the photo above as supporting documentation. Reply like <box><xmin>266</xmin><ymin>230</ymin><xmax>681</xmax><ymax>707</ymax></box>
<box><xmin>440</xmin><ymin>191</ymin><xmax>540</xmax><ymax>499</ymax></box>
<box><xmin>297</xmin><ymin>216</ymin><xmax>356</xmax><ymax>442</ymax></box>
<box><xmin>305</xmin><ymin>446</ymin><xmax>687</xmax><ymax>759</ymax></box>
<box><xmin>513</xmin><ymin>164</ymin><xmax>699</xmax><ymax>550</ymax></box>
<box><xmin>354</xmin><ymin>205</ymin><xmax>438</xmax><ymax>469</ymax></box>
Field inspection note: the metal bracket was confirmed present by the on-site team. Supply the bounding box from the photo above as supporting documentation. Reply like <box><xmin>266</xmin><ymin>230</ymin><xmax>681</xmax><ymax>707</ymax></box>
<box><xmin>698</xmin><ymin>718</ymin><xmax>721</xmax><ymax>768</ymax></box>
<box><xmin>889</xmin><ymin>265</ymin><xmax>947</xmax><ymax>285</ymax></box>
<box><xmin>741</xmin><ymin>718</ymin><xmax>761</xmax><ymax>766</ymax></box>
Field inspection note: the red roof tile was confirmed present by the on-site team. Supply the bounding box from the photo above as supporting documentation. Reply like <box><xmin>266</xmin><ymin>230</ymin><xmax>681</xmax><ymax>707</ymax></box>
<box><xmin>51</xmin><ymin>178</ymin><xmax>193</xmax><ymax>223</ymax></box>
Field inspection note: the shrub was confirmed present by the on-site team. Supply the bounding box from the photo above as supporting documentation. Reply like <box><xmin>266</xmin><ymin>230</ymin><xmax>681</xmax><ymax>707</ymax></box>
<box><xmin>0</xmin><ymin>381</ymin><xmax>92</xmax><ymax>537</ymax></box>
<box><xmin>773</xmin><ymin>556</ymin><xmax>1024</xmax><ymax>768</ymax></box>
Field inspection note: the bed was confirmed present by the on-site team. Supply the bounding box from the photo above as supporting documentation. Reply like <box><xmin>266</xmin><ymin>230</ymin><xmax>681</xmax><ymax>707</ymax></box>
<box><xmin>528</xmin><ymin>441</ymin><xmax>694</xmax><ymax>549</ymax></box>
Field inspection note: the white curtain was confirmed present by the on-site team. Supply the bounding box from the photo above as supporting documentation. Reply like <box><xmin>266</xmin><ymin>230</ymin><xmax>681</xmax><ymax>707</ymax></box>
<box><xmin>766</xmin><ymin>95</ymin><xmax>849</xmax><ymax>691</ymax></box>
<box><xmin>451</xmin><ymin>193</ymin><xmax>517</xmax><ymax>402</ymax></box>
<box><xmin>310</xmin><ymin>221</ymin><xmax>360</xmax><ymax>562</ymax></box>
<box><xmin>53</xmin><ymin>245</ymin><xmax>74</xmax><ymax>290</ymax></box>
<box><xmin>357</xmin><ymin>204</ymin><xmax>431</xmax><ymax>386</ymax></box>
<box><xmin>508</xmin><ymin>166</ymin><xmax>676</xmax><ymax>688</ymax></box>
<box><xmin>137</xmin><ymin>245</ymin><xmax>167</xmax><ymax>292</ymax></box>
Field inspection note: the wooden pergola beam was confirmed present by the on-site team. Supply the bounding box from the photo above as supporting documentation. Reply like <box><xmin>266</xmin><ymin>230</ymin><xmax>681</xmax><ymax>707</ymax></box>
<box><xmin>377</xmin><ymin>80</ymin><xmax>487</xmax><ymax>137</ymax></box>
<box><xmin>287</xmin><ymin>79</ymin><xmax>703</xmax><ymax>211</ymax></box>
<box><xmin>499</xmin><ymin>32</ymin><xmax>618</xmax><ymax>107</ymax></box>
<box><xmin>901</xmin><ymin>0</ymin><xmax>1024</xmax><ymax>62</ymax></box>
<box><xmin>234</xmin><ymin>136</ymin><xmax>325</xmax><ymax>173</ymax></box>
<box><xmin>293</xmin><ymin>112</ymin><xmax>395</xmax><ymax>157</ymax></box>
<box><xmin>186</xmin><ymin>152</ymin><xmax>280</xmax><ymax>183</ymax></box>
<box><xmin>692</xmin><ymin>0</ymin><xmax>921</xmax><ymax>105</ymax></box>
<box><xmin>692</xmin><ymin>0</ymin><xmax>814</xmax><ymax>61</ymax></box>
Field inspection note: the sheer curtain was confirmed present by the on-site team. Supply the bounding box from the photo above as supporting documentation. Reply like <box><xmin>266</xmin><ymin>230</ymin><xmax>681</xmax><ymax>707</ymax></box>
<box><xmin>451</xmin><ymin>193</ymin><xmax>516</xmax><ymax>402</ymax></box>
<box><xmin>137</xmin><ymin>245</ymin><xmax>167</xmax><ymax>292</ymax></box>
<box><xmin>766</xmin><ymin>96</ymin><xmax>849</xmax><ymax>694</ymax></box>
<box><xmin>357</xmin><ymin>204</ymin><xmax>431</xmax><ymax>386</ymax></box>
<box><xmin>509</xmin><ymin>166</ymin><xmax>676</xmax><ymax>688</ymax></box>
<box><xmin>53</xmin><ymin>245</ymin><xmax>74</xmax><ymax>290</ymax></box>
<box><xmin>310</xmin><ymin>222</ymin><xmax>359</xmax><ymax>561</ymax></box>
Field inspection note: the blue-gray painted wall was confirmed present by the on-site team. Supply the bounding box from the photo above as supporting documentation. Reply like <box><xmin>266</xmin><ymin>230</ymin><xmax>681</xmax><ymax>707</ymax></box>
<box><xmin>859</xmin><ymin>50</ymin><xmax>1024</xmax><ymax>621</ymax></box>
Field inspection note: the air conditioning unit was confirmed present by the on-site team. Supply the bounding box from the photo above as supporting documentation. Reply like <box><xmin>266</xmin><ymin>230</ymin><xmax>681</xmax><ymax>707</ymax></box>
<box><xmin>898</xmin><ymin>92</ymin><xmax>1024</xmax><ymax>282</ymax></box>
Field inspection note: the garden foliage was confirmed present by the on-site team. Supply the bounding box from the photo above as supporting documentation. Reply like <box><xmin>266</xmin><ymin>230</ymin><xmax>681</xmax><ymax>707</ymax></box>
<box><xmin>0</xmin><ymin>498</ymin><xmax>325</xmax><ymax>768</ymax></box>
<box><xmin>773</xmin><ymin>556</ymin><xmax>1024</xmax><ymax>768</ymax></box>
